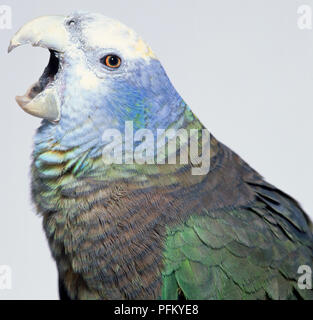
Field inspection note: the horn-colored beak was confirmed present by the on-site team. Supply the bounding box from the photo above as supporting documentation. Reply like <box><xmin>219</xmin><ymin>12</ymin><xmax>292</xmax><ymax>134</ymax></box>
<box><xmin>8</xmin><ymin>15</ymin><xmax>69</xmax><ymax>53</ymax></box>
<box><xmin>8</xmin><ymin>15</ymin><xmax>70</xmax><ymax>122</ymax></box>
<box><xmin>16</xmin><ymin>86</ymin><xmax>61</xmax><ymax>122</ymax></box>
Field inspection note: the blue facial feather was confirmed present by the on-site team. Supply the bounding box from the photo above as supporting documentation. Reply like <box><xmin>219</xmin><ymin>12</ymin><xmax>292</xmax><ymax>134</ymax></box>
<box><xmin>34</xmin><ymin>58</ymin><xmax>188</xmax><ymax>162</ymax></box>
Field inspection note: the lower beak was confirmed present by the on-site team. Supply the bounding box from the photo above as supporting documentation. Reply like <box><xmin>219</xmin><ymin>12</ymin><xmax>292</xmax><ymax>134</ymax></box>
<box><xmin>16</xmin><ymin>86</ymin><xmax>61</xmax><ymax>122</ymax></box>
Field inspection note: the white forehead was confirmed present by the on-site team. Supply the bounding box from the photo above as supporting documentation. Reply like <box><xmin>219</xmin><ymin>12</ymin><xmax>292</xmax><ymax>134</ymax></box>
<box><xmin>77</xmin><ymin>13</ymin><xmax>156</xmax><ymax>60</ymax></box>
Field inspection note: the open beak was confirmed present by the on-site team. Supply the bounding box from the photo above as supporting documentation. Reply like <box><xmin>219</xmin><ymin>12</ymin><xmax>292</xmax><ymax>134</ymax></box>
<box><xmin>8</xmin><ymin>15</ymin><xmax>70</xmax><ymax>122</ymax></box>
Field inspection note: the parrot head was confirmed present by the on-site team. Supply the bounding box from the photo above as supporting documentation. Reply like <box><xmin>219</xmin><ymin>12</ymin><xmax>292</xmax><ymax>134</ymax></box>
<box><xmin>8</xmin><ymin>12</ymin><xmax>184</xmax><ymax>156</ymax></box>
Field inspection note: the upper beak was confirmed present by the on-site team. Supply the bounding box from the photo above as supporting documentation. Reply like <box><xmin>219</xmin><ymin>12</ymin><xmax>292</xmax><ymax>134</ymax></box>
<box><xmin>8</xmin><ymin>15</ymin><xmax>69</xmax><ymax>53</ymax></box>
<box><xmin>8</xmin><ymin>15</ymin><xmax>70</xmax><ymax>122</ymax></box>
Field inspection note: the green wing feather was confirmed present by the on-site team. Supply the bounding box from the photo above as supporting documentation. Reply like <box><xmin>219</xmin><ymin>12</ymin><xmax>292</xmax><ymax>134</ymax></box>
<box><xmin>162</xmin><ymin>183</ymin><xmax>313</xmax><ymax>300</ymax></box>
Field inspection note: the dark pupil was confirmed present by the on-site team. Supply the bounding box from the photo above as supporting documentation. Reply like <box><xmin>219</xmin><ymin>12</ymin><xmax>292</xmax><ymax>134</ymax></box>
<box><xmin>108</xmin><ymin>56</ymin><xmax>119</xmax><ymax>66</ymax></box>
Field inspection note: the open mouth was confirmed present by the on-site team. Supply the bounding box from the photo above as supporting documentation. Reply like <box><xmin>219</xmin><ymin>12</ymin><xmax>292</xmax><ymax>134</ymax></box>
<box><xmin>8</xmin><ymin>14</ymin><xmax>69</xmax><ymax>121</ymax></box>
<box><xmin>16</xmin><ymin>50</ymin><xmax>61</xmax><ymax>109</ymax></box>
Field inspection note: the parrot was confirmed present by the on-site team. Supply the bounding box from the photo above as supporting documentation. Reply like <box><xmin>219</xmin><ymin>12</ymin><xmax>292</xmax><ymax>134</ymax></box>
<box><xmin>8</xmin><ymin>11</ymin><xmax>313</xmax><ymax>300</ymax></box>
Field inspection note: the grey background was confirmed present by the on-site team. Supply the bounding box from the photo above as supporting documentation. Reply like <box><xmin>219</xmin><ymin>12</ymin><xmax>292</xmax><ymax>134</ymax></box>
<box><xmin>0</xmin><ymin>0</ymin><xmax>313</xmax><ymax>299</ymax></box>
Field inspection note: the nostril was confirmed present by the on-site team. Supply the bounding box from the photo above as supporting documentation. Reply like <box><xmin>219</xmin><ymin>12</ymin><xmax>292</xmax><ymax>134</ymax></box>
<box><xmin>66</xmin><ymin>19</ymin><xmax>76</xmax><ymax>27</ymax></box>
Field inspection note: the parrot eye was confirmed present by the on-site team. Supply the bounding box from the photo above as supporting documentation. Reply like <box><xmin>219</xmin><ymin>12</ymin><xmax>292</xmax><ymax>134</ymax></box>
<box><xmin>101</xmin><ymin>55</ymin><xmax>122</xmax><ymax>69</ymax></box>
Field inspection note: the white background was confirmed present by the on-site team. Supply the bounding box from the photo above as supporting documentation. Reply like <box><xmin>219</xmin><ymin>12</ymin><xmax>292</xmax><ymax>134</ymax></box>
<box><xmin>0</xmin><ymin>0</ymin><xmax>313</xmax><ymax>299</ymax></box>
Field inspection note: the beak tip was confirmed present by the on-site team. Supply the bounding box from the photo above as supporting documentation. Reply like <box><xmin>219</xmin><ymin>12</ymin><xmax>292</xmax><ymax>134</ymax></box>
<box><xmin>8</xmin><ymin>40</ymin><xmax>18</xmax><ymax>53</ymax></box>
<box><xmin>8</xmin><ymin>43</ymin><xmax>13</xmax><ymax>53</ymax></box>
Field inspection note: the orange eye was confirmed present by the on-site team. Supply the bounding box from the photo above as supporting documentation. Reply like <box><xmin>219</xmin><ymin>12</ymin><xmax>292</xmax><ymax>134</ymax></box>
<box><xmin>101</xmin><ymin>55</ymin><xmax>122</xmax><ymax>69</ymax></box>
